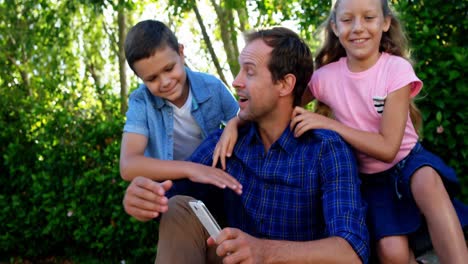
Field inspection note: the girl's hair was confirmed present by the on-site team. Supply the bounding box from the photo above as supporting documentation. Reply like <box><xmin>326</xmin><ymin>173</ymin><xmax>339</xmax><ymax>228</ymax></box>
<box><xmin>315</xmin><ymin>0</ymin><xmax>422</xmax><ymax>134</ymax></box>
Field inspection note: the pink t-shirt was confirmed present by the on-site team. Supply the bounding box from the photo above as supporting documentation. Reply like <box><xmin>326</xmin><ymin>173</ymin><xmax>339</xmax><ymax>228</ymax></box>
<box><xmin>309</xmin><ymin>52</ymin><xmax>423</xmax><ymax>173</ymax></box>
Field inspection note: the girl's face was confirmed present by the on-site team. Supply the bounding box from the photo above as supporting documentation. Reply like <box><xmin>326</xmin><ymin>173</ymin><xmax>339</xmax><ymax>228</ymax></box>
<box><xmin>331</xmin><ymin>0</ymin><xmax>391</xmax><ymax>71</ymax></box>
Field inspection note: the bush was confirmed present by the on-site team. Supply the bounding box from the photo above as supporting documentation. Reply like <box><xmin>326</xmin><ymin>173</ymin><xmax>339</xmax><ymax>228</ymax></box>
<box><xmin>394</xmin><ymin>0</ymin><xmax>468</xmax><ymax>201</ymax></box>
<box><xmin>0</xmin><ymin>97</ymin><xmax>158</xmax><ymax>263</ymax></box>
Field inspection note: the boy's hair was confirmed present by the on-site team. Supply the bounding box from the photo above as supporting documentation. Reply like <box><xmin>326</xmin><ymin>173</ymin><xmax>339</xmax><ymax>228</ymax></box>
<box><xmin>315</xmin><ymin>0</ymin><xmax>422</xmax><ymax>133</ymax></box>
<box><xmin>124</xmin><ymin>20</ymin><xmax>179</xmax><ymax>72</ymax></box>
<box><xmin>244</xmin><ymin>27</ymin><xmax>314</xmax><ymax>107</ymax></box>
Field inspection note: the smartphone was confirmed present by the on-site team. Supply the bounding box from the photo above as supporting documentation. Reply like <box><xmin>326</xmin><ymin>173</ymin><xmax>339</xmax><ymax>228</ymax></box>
<box><xmin>188</xmin><ymin>200</ymin><xmax>221</xmax><ymax>239</ymax></box>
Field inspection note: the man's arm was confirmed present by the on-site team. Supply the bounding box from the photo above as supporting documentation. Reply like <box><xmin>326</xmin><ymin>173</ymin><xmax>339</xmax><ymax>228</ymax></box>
<box><xmin>119</xmin><ymin>132</ymin><xmax>242</xmax><ymax>194</ymax></box>
<box><xmin>319</xmin><ymin>133</ymin><xmax>370</xmax><ymax>263</ymax></box>
<box><xmin>209</xmin><ymin>228</ymin><xmax>362</xmax><ymax>264</ymax></box>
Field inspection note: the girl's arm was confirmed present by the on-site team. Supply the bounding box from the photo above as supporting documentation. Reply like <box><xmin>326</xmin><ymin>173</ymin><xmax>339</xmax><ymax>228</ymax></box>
<box><xmin>291</xmin><ymin>85</ymin><xmax>410</xmax><ymax>163</ymax></box>
<box><xmin>211</xmin><ymin>116</ymin><xmax>246</xmax><ymax>170</ymax></box>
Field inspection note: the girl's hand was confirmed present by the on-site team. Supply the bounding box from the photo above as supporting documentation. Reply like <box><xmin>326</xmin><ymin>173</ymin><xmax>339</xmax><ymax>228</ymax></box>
<box><xmin>212</xmin><ymin>117</ymin><xmax>240</xmax><ymax>170</ymax></box>
<box><xmin>290</xmin><ymin>106</ymin><xmax>334</xmax><ymax>137</ymax></box>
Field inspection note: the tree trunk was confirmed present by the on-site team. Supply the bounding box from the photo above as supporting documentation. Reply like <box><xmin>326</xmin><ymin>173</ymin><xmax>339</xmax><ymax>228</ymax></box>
<box><xmin>209</xmin><ymin>0</ymin><xmax>241</xmax><ymax>79</ymax></box>
<box><xmin>118</xmin><ymin>8</ymin><xmax>128</xmax><ymax>114</ymax></box>
<box><xmin>192</xmin><ymin>2</ymin><xmax>227</xmax><ymax>85</ymax></box>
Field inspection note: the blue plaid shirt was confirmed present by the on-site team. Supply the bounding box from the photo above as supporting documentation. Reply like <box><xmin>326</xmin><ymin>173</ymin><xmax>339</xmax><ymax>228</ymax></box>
<box><xmin>189</xmin><ymin>123</ymin><xmax>369</xmax><ymax>263</ymax></box>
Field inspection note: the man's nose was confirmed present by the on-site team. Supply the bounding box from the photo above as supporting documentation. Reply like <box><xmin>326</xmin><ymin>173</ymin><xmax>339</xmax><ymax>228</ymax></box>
<box><xmin>232</xmin><ymin>73</ymin><xmax>244</xmax><ymax>90</ymax></box>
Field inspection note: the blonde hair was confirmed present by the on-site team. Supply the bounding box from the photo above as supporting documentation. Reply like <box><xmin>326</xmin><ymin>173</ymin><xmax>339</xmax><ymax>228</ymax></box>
<box><xmin>315</xmin><ymin>0</ymin><xmax>422</xmax><ymax>134</ymax></box>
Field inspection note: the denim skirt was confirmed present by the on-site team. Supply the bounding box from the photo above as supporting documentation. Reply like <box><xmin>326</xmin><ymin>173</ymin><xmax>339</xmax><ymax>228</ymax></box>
<box><xmin>360</xmin><ymin>142</ymin><xmax>468</xmax><ymax>241</ymax></box>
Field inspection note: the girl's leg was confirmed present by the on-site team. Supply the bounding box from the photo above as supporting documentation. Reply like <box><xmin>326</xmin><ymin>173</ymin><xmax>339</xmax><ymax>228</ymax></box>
<box><xmin>377</xmin><ymin>235</ymin><xmax>418</xmax><ymax>264</ymax></box>
<box><xmin>411</xmin><ymin>166</ymin><xmax>468</xmax><ymax>264</ymax></box>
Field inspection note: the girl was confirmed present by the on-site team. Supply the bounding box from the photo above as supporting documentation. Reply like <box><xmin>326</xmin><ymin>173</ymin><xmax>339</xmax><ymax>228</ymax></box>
<box><xmin>289</xmin><ymin>0</ymin><xmax>468</xmax><ymax>263</ymax></box>
<box><xmin>213</xmin><ymin>0</ymin><xmax>468</xmax><ymax>263</ymax></box>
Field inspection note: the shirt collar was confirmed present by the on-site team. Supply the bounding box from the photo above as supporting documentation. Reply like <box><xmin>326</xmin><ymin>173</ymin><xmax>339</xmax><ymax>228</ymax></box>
<box><xmin>239</xmin><ymin>122</ymin><xmax>299</xmax><ymax>155</ymax></box>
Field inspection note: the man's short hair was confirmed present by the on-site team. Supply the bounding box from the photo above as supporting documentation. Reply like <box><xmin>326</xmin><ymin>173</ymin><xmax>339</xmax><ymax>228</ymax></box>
<box><xmin>244</xmin><ymin>27</ymin><xmax>314</xmax><ymax>106</ymax></box>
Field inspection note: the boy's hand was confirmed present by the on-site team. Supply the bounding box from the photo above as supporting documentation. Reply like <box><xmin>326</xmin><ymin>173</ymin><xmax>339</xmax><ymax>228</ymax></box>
<box><xmin>212</xmin><ymin>117</ymin><xmax>240</xmax><ymax>170</ymax></box>
<box><xmin>207</xmin><ymin>227</ymin><xmax>265</xmax><ymax>264</ymax></box>
<box><xmin>188</xmin><ymin>163</ymin><xmax>242</xmax><ymax>195</ymax></box>
<box><xmin>123</xmin><ymin>176</ymin><xmax>172</xmax><ymax>221</ymax></box>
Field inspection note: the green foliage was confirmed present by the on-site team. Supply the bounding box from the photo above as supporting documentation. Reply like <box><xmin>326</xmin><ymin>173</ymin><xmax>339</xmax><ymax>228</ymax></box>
<box><xmin>0</xmin><ymin>0</ymin><xmax>466</xmax><ymax>262</ymax></box>
<box><xmin>393</xmin><ymin>0</ymin><xmax>468</xmax><ymax>200</ymax></box>
<box><xmin>0</xmin><ymin>0</ymin><xmax>158</xmax><ymax>262</ymax></box>
<box><xmin>0</xmin><ymin>94</ymin><xmax>158</xmax><ymax>262</ymax></box>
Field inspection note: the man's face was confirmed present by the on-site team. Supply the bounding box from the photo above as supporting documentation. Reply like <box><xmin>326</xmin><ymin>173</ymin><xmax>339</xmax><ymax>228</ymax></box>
<box><xmin>232</xmin><ymin>39</ymin><xmax>282</xmax><ymax>123</ymax></box>
<box><xmin>133</xmin><ymin>44</ymin><xmax>188</xmax><ymax>107</ymax></box>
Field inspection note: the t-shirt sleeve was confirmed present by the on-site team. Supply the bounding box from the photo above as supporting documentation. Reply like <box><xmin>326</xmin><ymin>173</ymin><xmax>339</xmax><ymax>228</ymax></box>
<box><xmin>123</xmin><ymin>87</ymin><xmax>149</xmax><ymax>137</ymax></box>
<box><xmin>387</xmin><ymin>57</ymin><xmax>423</xmax><ymax>98</ymax></box>
<box><xmin>308</xmin><ymin>71</ymin><xmax>321</xmax><ymax>101</ymax></box>
<box><xmin>319</xmin><ymin>136</ymin><xmax>369</xmax><ymax>263</ymax></box>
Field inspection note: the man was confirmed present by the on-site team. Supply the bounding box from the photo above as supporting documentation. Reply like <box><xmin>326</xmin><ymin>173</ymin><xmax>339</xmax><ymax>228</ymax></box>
<box><xmin>123</xmin><ymin>27</ymin><xmax>369</xmax><ymax>263</ymax></box>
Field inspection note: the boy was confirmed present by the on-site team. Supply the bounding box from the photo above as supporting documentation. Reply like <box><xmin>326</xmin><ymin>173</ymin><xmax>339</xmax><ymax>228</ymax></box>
<box><xmin>120</xmin><ymin>20</ymin><xmax>242</xmax><ymax>221</ymax></box>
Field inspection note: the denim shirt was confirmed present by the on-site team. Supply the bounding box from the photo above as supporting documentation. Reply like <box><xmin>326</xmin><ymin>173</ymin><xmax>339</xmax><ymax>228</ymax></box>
<box><xmin>123</xmin><ymin>67</ymin><xmax>239</xmax><ymax>160</ymax></box>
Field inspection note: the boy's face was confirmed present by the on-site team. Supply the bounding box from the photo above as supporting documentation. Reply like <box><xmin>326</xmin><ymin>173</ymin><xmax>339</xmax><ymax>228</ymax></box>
<box><xmin>133</xmin><ymin>44</ymin><xmax>188</xmax><ymax>107</ymax></box>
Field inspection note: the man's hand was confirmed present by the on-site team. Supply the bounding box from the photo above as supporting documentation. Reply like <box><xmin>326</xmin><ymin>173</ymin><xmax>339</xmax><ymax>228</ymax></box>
<box><xmin>207</xmin><ymin>228</ymin><xmax>265</xmax><ymax>264</ymax></box>
<box><xmin>123</xmin><ymin>176</ymin><xmax>172</xmax><ymax>221</ymax></box>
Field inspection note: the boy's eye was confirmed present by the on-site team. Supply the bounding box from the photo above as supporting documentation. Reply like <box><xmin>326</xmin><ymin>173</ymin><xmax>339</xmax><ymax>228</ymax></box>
<box><xmin>365</xmin><ymin>16</ymin><xmax>375</xmax><ymax>20</ymax></box>
<box><xmin>146</xmin><ymin>76</ymin><xmax>157</xmax><ymax>82</ymax></box>
<box><xmin>165</xmin><ymin>66</ymin><xmax>174</xmax><ymax>72</ymax></box>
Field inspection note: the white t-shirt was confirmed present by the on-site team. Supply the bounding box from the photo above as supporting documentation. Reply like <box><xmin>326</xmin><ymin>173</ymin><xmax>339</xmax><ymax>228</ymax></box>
<box><xmin>168</xmin><ymin>90</ymin><xmax>203</xmax><ymax>161</ymax></box>
<box><xmin>309</xmin><ymin>52</ymin><xmax>423</xmax><ymax>173</ymax></box>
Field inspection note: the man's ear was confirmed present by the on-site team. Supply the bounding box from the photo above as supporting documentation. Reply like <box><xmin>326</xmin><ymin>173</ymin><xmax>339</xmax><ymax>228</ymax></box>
<box><xmin>278</xmin><ymin>73</ymin><xmax>296</xmax><ymax>97</ymax></box>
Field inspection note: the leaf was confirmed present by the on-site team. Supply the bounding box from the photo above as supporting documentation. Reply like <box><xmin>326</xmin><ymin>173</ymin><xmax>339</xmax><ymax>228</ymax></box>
<box><xmin>436</xmin><ymin>111</ymin><xmax>443</xmax><ymax>123</ymax></box>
